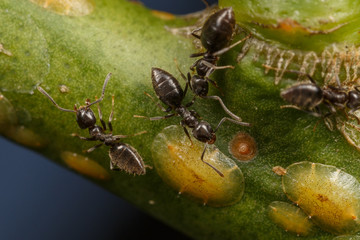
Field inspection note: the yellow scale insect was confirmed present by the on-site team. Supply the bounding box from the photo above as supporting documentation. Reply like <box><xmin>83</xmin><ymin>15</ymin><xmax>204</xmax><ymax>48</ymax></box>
<box><xmin>268</xmin><ymin>201</ymin><xmax>314</xmax><ymax>236</ymax></box>
<box><xmin>282</xmin><ymin>161</ymin><xmax>360</xmax><ymax>235</ymax></box>
<box><xmin>152</xmin><ymin>125</ymin><xmax>245</xmax><ymax>207</ymax></box>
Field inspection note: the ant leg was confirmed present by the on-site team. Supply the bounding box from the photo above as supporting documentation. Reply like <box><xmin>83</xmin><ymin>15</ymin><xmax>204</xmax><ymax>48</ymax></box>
<box><xmin>95</xmin><ymin>96</ymin><xmax>106</xmax><ymax>131</ymax></box>
<box><xmin>280</xmin><ymin>105</ymin><xmax>322</xmax><ymax>118</ymax></box>
<box><xmin>203</xmin><ymin>95</ymin><xmax>242</xmax><ymax>120</ymax></box>
<box><xmin>181</xmin><ymin>120</ymin><xmax>193</xmax><ymax>145</ymax></box>
<box><xmin>191</xmin><ymin>27</ymin><xmax>202</xmax><ymax>39</ymax></box>
<box><xmin>202</xmin><ymin>61</ymin><xmax>234</xmax><ymax>79</ymax></box>
<box><xmin>108</xmin><ymin>95</ymin><xmax>115</xmax><ymax>133</ymax></box>
<box><xmin>185</xmin><ymin>95</ymin><xmax>197</xmax><ymax>108</ymax></box>
<box><xmin>143</xmin><ymin>92</ymin><xmax>170</xmax><ymax>112</ymax></box>
<box><xmin>134</xmin><ymin>113</ymin><xmax>176</xmax><ymax>121</ymax></box>
<box><xmin>214</xmin><ymin>117</ymin><xmax>251</xmax><ymax>133</ymax></box>
<box><xmin>213</xmin><ymin>34</ymin><xmax>252</xmax><ymax>56</ymax></box>
<box><xmin>335</xmin><ymin>75</ymin><xmax>342</xmax><ymax>88</ymax></box>
<box><xmin>190</xmin><ymin>52</ymin><xmax>206</xmax><ymax>58</ymax></box>
<box><xmin>174</xmin><ymin>59</ymin><xmax>191</xmax><ymax>87</ymax></box>
<box><xmin>207</xmin><ymin>77</ymin><xmax>224</xmax><ymax>96</ymax></box>
<box><xmin>348</xmin><ymin>109</ymin><xmax>360</xmax><ymax>124</ymax></box>
<box><xmin>71</xmin><ymin>133</ymin><xmax>97</xmax><ymax>141</ymax></box>
<box><xmin>200</xmin><ymin>143</ymin><xmax>224</xmax><ymax>177</ymax></box>
<box><xmin>85</xmin><ymin>143</ymin><xmax>104</xmax><ymax>153</ymax></box>
<box><xmin>113</xmin><ymin>130</ymin><xmax>147</xmax><ymax>140</ymax></box>
<box><xmin>200</xmin><ymin>0</ymin><xmax>209</xmax><ymax>8</ymax></box>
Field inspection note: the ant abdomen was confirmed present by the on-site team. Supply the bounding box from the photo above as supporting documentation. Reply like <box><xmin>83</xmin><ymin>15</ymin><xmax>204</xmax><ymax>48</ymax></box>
<box><xmin>152</xmin><ymin>67</ymin><xmax>184</xmax><ymax>108</ymax></box>
<box><xmin>281</xmin><ymin>84</ymin><xmax>323</xmax><ymax>109</ymax></box>
<box><xmin>201</xmin><ymin>7</ymin><xmax>235</xmax><ymax>53</ymax></box>
<box><xmin>109</xmin><ymin>143</ymin><xmax>146</xmax><ymax>175</ymax></box>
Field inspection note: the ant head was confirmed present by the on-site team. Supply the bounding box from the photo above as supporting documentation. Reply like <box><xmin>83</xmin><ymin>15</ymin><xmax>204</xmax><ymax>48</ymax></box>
<box><xmin>192</xmin><ymin>121</ymin><xmax>216</xmax><ymax>144</ymax></box>
<box><xmin>347</xmin><ymin>90</ymin><xmax>360</xmax><ymax>110</ymax></box>
<box><xmin>76</xmin><ymin>105</ymin><xmax>96</xmax><ymax>129</ymax></box>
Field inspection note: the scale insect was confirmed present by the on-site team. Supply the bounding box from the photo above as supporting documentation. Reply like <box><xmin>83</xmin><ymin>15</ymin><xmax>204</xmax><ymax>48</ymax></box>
<box><xmin>152</xmin><ymin>125</ymin><xmax>245</xmax><ymax>207</ymax></box>
<box><xmin>136</xmin><ymin>67</ymin><xmax>250</xmax><ymax>177</ymax></box>
<box><xmin>37</xmin><ymin>73</ymin><xmax>147</xmax><ymax>175</ymax></box>
<box><xmin>282</xmin><ymin>161</ymin><xmax>360</xmax><ymax>235</ymax></box>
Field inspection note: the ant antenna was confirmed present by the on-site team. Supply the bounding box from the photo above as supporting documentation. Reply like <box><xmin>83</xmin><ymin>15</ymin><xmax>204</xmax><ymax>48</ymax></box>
<box><xmin>37</xmin><ymin>86</ymin><xmax>76</xmax><ymax>113</ymax></box>
<box><xmin>87</xmin><ymin>72</ymin><xmax>112</xmax><ymax>107</ymax></box>
<box><xmin>200</xmin><ymin>0</ymin><xmax>209</xmax><ymax>8</ymax></box>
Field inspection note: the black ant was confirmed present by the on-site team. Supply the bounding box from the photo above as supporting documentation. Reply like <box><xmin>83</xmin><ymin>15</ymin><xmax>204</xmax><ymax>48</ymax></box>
<box><xmin>175</xmin><ymin>61</ymin><xmax>242</xmax><ymax>121</ymax></box>
<box><xmin>37</xmin><ymin>73</ymin><xmax>147</xmax><ymax>175</ymax></box>
<box><xmin>264</xmin><ymin>65</ymin><xmax>360</xmax><ymax>125</ymax></box>
<box><xmin>190</xmin><ymin>7</ymin><xmax>251</xmax><ymax>78</ymax></box>
<box><xmin>135</xmin><ymin>67</ymin><xmax>250</xmax><ymax>177</ymax></box>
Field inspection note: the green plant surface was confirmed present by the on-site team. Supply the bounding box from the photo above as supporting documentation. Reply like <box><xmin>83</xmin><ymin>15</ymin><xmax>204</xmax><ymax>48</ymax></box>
<box><xmin>2</xmin><ymin>0</ymin><xmax>360</xmax><ymax>239</ymax></box>
<box><xmin>221</xmin><ymin>0</ymin><xmax>360</xmax><ymax>51</ymax></box>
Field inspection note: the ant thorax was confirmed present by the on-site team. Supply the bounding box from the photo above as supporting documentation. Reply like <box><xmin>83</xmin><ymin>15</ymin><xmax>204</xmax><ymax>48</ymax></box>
<box><xmin>322</xmin><ymin>88</ymin><xmax>347</xmax><ymax>105</ymax></box>
<box><xmin>195</xmin><ymin>55</ymin><xmax>217</xmax><ymax>76</ymax></box>
<box><xmin>176</xmin><ymin>106</ymin><xmax>198</xmax><ymax>128</ymax></box>
<box><xmin>89</xmin><ymin>125</ymin><xmax>104</xmax><ymax>138</ymax></box>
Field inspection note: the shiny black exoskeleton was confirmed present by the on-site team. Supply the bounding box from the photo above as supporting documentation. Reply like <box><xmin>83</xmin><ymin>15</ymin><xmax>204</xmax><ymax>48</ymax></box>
<box><xmin>37</xmin><ymin>73</ymin><xmax>146</xmax><ymax>175</ymax></box>
<box><xmin>144</xmin><ymin>67</ymin><xmax>250</xmax><ymax>177</ymax></box>
<box><xmin>176</xmin><ymin>64</ymin><xmax>243</xmax><ymax>121</ymax></box>
<box><xmin>280</xmin><ymin>72</ymin><xmax>360</xmax><ymax>122</ymax></box>
<box><xmin>190</xmin><ymin>7</ymin><xmax>250</xmax><ymax>78</ymax></box>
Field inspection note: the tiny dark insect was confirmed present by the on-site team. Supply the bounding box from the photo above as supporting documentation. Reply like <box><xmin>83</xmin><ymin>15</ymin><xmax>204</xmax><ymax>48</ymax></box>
<box><xmin>135</xmin><ymin>67</ymin><xmax>250</xmax><ymax>177</ymax></box>
<box><xmin>37</xmin><ymin>73</ymin><xmax>147</xmax><ymax>175</ymax></box>
<box><xmin>190</xmin><ymin>7</ymin><xmax>251</xmax><ymax>78</ymax></box>
<box><xmin>264</xmin><ymin>65</ymin><xmax>360</xmax><ymax>124</ymax></box>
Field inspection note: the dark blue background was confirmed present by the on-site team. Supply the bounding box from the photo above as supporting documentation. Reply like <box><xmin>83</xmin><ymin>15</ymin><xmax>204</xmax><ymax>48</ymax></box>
<box><xmin>0</xmin><ymin>1</ymin><xmax>217</xmax><ymax>240</ymax></box>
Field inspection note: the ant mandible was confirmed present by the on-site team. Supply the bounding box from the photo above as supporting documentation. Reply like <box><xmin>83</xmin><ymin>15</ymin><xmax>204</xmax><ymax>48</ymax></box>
<box><xmin>37</xmin><ymin>73</ymin><xmax>147</xmax><ymax>175</ymax></box>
